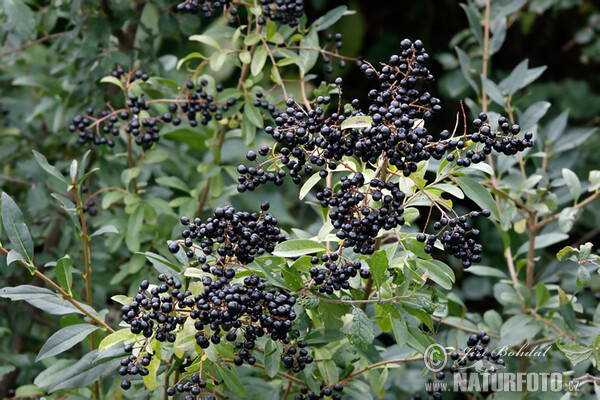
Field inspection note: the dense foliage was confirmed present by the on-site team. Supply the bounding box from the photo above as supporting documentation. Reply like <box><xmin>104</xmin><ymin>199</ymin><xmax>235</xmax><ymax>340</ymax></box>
<box><xmin>1</xmin><ymin>1</ymin><xmax>599</xmax><ymax>400</ymax></box>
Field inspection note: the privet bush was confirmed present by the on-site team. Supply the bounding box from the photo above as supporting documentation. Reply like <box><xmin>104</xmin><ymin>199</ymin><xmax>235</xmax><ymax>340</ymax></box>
<box><xmin>1</xmin><ymin>1</ymin><xmax>599</xmax><ymax>400</ymax></box>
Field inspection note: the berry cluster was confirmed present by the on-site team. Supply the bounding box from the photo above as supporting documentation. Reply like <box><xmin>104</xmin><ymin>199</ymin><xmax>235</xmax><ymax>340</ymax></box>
<box><xmin>323</xmin><ymin>33</ymin><xmax>345</xmax><ymax>73</ymax></box>
<box><xmin>192</xmin><ymin>271</ymin><xmax>302</xmax><ymax>366</ymax></box>
<box><xmin>295</xmin><ymin>382</ymin><xmax>345</xmax><ymax>400</ymax></box>
<box><xmin>449</xmin><ymin>331</ymin><xmax>505</xmax><ymax>374</ymax></box>
<box><xmin>175</xmin><ymin>0</ymin><xmax>303</xmax><ymax>27</ymax></box>
<box><xmin>110</xmin><ymin>66</ymin><xmax>149</xmax><ymax>83</ymax></box>
<box><xmin>119</xmin><ymin>276</ymin><xmax>191</xmax><ymax>388</ymax></box>
<box><xmin>170</xmin><ymin>202</ymin><xmax>289</xmax><ymax>263</ymax></box>
<box><xmin>418</xmin><ymin>210</ymin><xmax>490</xmax><ymax>268</ymax></box>
<box><xmin>176</xmin><ymin>0</ymin><xmax>232</xmax><ymax>17</ymax></box>
<box><xmin>319</xmin><ymin>173</ymin><xmax>407</xmax><ymax>255</ymax></box>
<box><xmin>259</xmin><ymin>0</ymin><xmax>304</xmax><ymax>27</ymax></box>
<box><xmin>238</xmin><ymin>39</ymin><xmax>533</xmax><ymax>193</ymax></box>
<box><xmin>308</xmin><ymin>254</ymin><xmax>370</xmax><ymax>294</ymax></box>
<box><xmin>70</xmin><ymin>71</ymin><xmax>234</xmax><ymax>149</ymax></box>
<box><xmin>165</xmin><ymin>373</ymin><xmax>215</xmax><ymax>399</ymax></box>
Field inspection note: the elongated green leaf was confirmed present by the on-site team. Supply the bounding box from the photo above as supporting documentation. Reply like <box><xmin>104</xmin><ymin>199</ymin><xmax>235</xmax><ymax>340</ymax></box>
<box><xmin>54</xmin><ymin>255</ymin><xmax>73</xmax><ymax>296</ymax></box>
<box><xmin>558</xmin><ymin>288</ymin><xmax>576</xmax><ymax>330</ymax></box>
<box><xmin>455</xmin><ymin>176</ymin><xmax>499</xmax><ymax>220</ymax></box>
<box><xmin>562</xmin><ymin>168</ymin><xmax>581</xmax><ymax>203</ymax></box>
<box><xmin>36</xmin><ymin>324</ymin><xmax>98</xmax><ymax>362</ymax></box>
<box><xmin>99</xmin><ymin>76</ymin><xmax>124</xmax><ymax>90</ymax></box>
<box><xmin>311</xmin><ymin>6</ymin><xmax>354</xmax><ymax>31</ymax></box>
<box><xmin>189</xmin><ymin>34</ymin><xmax>222</xmax><ymax>50</ymax></box>
<box><xmin>156</xmin><ymin>176</ymin><xmax>190</xmax><ymax>194</ymax></box>
<box><xmin>299</xmin><ymin>173</ymin><xmax>322</xmax><ymax>200</ymax></box>
<box><xmin>90</xmin><ymin>225</ymin><xmax>119</xmax><ymax>237</ymax></box>
<box><xmin>244</xmin><ymin>102</ymin><xmax>264</xmax><ymax>128</ymax></box>
<box><xmin>217</xmin><ymin>365</ymin><xmax>246</xmax><ymax>398</ymax></box>
<box><xmin>251</xmin><ymin>45</ymin><xmax>268</xmax><ymax>77</ymax></box>
<box><xmin>99</xmin><ymin>328</ymin><xmax>137</xmax><ymax>352</ymax></box>
<box><xmin>411</xmin><ymin>259</ymin><xmax>455</xmax><ymax>290</ymax></box>
<box><xmin>264</xmin><ymin>340</ymin><xmax>280</xmax><ymax>378</ymax></box>
<box><xmin>1</xmin><ymin>192</ymin><xmax>34</xmax><ymax>264</ymax></box>
<box><xmin>140</xmin><ymin>251</ymin><xmax>183</xmax><ymax>283</ymax></box>
<box><xmin>143</xmin><ymin>340</ymin><xmax>162</xmax><ymax>390</ymax></box>
<box><xmin>49</xmin><ymin>347</ymin><xmax>124</xmax><ymax>392</ymax></box>
<box><xmin>272</xmin><ymin>239</ymin><xmax>327</xmax><ymax>257</ymax></box>
<box><xmin>340</xmin><ymin>116</ymin><xmax>373</xmax><ymax>130</ymax></box>
<box><xmin>299</xmin><ymin>28</ymin><xmax>319</xmax><ymax>74</ymax></box>
<box><xmin>125</xmin><ymin>205</ymin><xmax>144</xmax><ymax>252</ymax></box>
<box><xmin>0</xmin><ymin>285</ymin><xmax>98</xmax><ymax>316</ymax></box>
<box><xmin>481</xmin><ymin>76</ymin><xmax>506</xmax><ymax>106</ymax></box>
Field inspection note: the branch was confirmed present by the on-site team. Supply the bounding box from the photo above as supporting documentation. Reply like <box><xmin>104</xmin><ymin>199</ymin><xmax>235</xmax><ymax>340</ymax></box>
<box><xmin>0</xmin><ymin>31</ymin><xmax>71</xmax><ymax>59</ymax></box>
<box><xmin>0</xmin><ymin>246</ymin><xmax>114</xmax><ymax>333</ymax></box>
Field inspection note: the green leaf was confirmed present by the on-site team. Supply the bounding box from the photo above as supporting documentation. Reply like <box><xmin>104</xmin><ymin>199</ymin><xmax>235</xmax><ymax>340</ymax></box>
<box><xmin>0</xmin><ymin>285</ymin><xmax>98</xmax><ymax>316</ymax></box>
<box><xmin>311</xmin><ymin>6</ymin><xmax>354</xmax><ymax>31</ymax></box>
<box><xmin>99</xmin><ymin>76</ymin><xmax>124</xmax><ymax>90</ymax></box>
<box><xmin>241</xmin><ymin>118</ymin><xmax>256</xmax><ymax>146</ymax></box>
<box><xmin>488</xmin><ymin>16</ymin><xmax>507</xmax><ymax>55</ymax></box>
<box><xmin>459</xmin><ymin>3</ymin><xmax>483</xmax><ymax>45</ymax></box>
<box><xmin>455</xmin><ymin>176</ymin><xmax>499</xmax><ymax>220</ymax></box>
<box><xmin>189</xmin><ymin>34</ymin><xmax>222</xmax><ymax>50</ymax></box>
<box><xmin>465</xmin><ymin>265</ymin><xmax>506</xmax><ymax>278</ymax></box>
<box><xmin>557</xmin><ymin>245</ymin><xmax>576</xmax><ymax>261</ymax></box>
<box><xmin>49</xmin><ymin>347</ymin><xmax>124</xmax><ymax>392</ymax></box>
<box><xmin>517</xmin><ymin>233</ymin><xmax>569</xmax><ymax>256</ymax></box>
<box><xmin>210</xmin><ymin>51</ymin><xmax>227</xmax><ymax>71</ymax></box>
<box><xmin>340</xmin><ymin>116</ymin><xmax>373</xmax><ymax>130</ymax></box>
<box><xmin>366</xmin><ymin>250</ymin><xmax>389</xmax><ymax>290</ymax></box>
<box><xmin>547</xmin><ymin>110</ymin><xmax>569</xmax><ymax>142</ymax></box>
<box><xmin>251</xmin><ymin>45</ymin><xmax>268</xmax><ymax>77</ymax></box>
<box><xmin>589</xmin><ymin>170</ymin><xmax>600</xmax><ymax>192</ymax></box>
<box><xmin>125</xmin><ymin>205</ymin><xmax>144</xmax><ymax>253</ymax></box>
<box><xmin>348</xmin><ymin>308</ymin><xmax>374</xmax><ymax>351</ymax></box>
<box><xmin>577</xmin><ymin>265</ymin><xmax>591</xmax><ymax>287</ymax></box>
<box><xmin>562</xmin><ymin>168</ymin><xmax>581</xmax><ymax>203</ymax></box>
<box><xmin>140</xmin><ymin>251</ymin><xmax>183</xmax><ymax>283</ymax></box>
<box><xmin>499</xmin><ymin>59</ymin><xmax>528</xmax><ymax>95</ymax></box>
<box><xmin>264</xmin><ymin>340</ymin><xmax>280</xmax><ymax>379</ymax></box>
<box><xmin>557</xmin><ymin>340</ymin><xmax>593</xmax><ymax>366</ymax></box>
<box><xmin>411</xmin><ymin>259</ymin><xmax>455</xmax><ymax>290</ymax></box>
<box><xmin>217</xmin><ymin>365</ymin><xmax>246</xmax><ymax>398</ymax></box>
<box><xmin>535</xmin><ymin>282</ymin><xmax>550</xmax><ymax>309</ymax></box>
<box><xmin>481</xmin><ymin>76</ymin><xmax>506</xmax><ymax>106</ymax></box>
<box><xmin>54</xmin><ymin>255</ymin><xmax>73</xmax><ymax>296</ymax></box>
<box><xmin>156</xmin><ymin>176</ymin><xmax>190</xmax><ymax>194</ymax></box>
<box><xmin>1</xmin><ymin>192</ymin><xmax>34</xmax><ymax>265</ymax></box>
<box><xmin>4</xmin><ymin>0</ymin><xmax>35</xmax><ymax>37</ymax></box>
<box><xmin>558</xmin><ymin>288</ymin><xmax>576</xmax><ymax>330</ymax></box>
<box><xmin>32</xmin><ymin>150</ymin><xmax>66</xmax><ymax>183</ymax></box>
<box><xmin>36</xmin><ymin>324</ymin><xmax>98</xmax><ymax>362</ymax></box>
<box><xmin>314</xmin><ymin>348</ymin><xmax>339</xmax><ymax>385</ymax></box>
<box><xmin>391</xmin><ymin>316</ymin><xmax>408</xmax><ymax>348</ymax></box>
<box><xmin>244</xmin><ymin>33</ymin><xmax>261</xmax><ymax>46</ymax></box>
<box><xmin>299</xmin><ymin>173</ymin><xmax>322</xmax><ymax>200</ymax></box>
<box><xmin>98</xmin><ymin>328</ymin><xmax>136</xmax><ymax>351</ymax></box>
<box><xmin>143</xmin><ymin>340</ymin><xmax>162</xmax><ymax>390</ymax></box>
<box><xmin>455</xmin><ymin>47</ymin><xmax>479</xmax><ymax>93</ymax></box>
<box><xmin>299</xmin><ymin>29</ymin><xmax>319</xmax><ymax>74</ymax></box>
<box><xmin>90</xmin><ymin>225</ymin><xmax>119</xmax><ymax>237</ymax></box>
<box><xmin>272</xmin><ymin>239</ymin><xmax>327</xmax><ymax>257</ymax></box>
<box><xmin>243</xmin><ymin>102</ymin><xmax>264</xmax><ymax>128</ymax></box>
<box><xmin>121</xmin><ymin>167</ymin><xmax>140</xmax><ymax>186</ymax></box>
